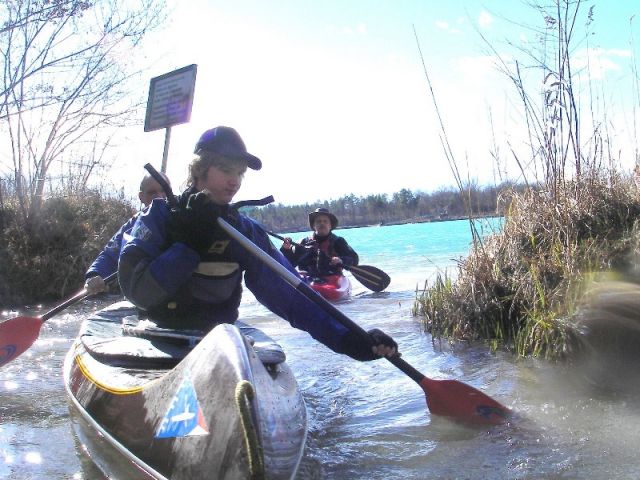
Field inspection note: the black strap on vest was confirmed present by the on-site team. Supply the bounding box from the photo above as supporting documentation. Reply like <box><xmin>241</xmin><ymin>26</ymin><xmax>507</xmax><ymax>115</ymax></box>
<box><xmin>144</xmin><ymin>163</ymin><xmax>274</xmax><ymax>214</ymax></box>
<box><xmin>230</xmin><ymin>195</ymin><xmax>274</xmax><ymax>213</ymax></box>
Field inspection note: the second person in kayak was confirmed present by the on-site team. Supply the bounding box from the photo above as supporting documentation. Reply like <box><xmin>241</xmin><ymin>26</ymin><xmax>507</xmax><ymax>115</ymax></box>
<box><xmin>280</xmin><ymin>208</ymin><xmax>359</xmax><ymax>281</ymax></box>
<box><xmin>84</xmin><ymin>171</ymin><xmax>171</xmax><ymax>294</ymax></box>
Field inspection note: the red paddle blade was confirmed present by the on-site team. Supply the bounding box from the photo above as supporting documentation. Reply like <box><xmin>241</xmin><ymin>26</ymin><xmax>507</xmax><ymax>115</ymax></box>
<box><xmin>420</xmin><ymin>377</ymin><xmax>510</xmax><ymax>425</ymax></box>
<box><xmin>0</xmin><ymin>316</ymin><xmax>43</xmax><ymax>367</ymax></box>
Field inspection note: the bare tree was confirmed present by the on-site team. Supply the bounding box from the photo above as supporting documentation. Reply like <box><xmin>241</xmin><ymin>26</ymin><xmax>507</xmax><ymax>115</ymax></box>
<box><xmin>0</xmin><ymin>0</ymin><xmax>167</xmax><ymax>220</ymax></box>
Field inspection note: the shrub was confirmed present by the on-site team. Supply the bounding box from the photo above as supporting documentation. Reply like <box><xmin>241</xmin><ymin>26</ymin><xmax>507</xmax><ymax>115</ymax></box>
<box><xmin>0</xmin><ymin>192</ymin><xmax>134</xmax><ymax>306</ymax></box>
<box><xmin>414</xmin><ymin>172</ymin><xmax>640</xmax><ymax>359</ymax></box>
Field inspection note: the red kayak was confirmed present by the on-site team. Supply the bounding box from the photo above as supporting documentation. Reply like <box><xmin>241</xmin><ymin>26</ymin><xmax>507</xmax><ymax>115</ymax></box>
<box><xmin>309</xmin><ymin>274</ymin><xmax>351</xmax><ymax>302</ymax></box>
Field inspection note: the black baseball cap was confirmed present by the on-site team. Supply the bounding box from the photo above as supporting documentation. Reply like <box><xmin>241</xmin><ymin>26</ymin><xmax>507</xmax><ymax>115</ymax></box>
<box><xmin>194</xmin><ymin>126</ymin><xmax>262</xmax><ymax>170</ymax></box>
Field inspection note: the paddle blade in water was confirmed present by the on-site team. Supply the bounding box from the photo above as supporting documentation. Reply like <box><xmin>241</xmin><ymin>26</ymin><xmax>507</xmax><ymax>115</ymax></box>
<box><xmin>420</xmin><ymin>377</ymin><xmax>510</xmax><ymax>425</ymax></box>
<box><xmin>0</xmin><ymin>316</ymin><xmax>43</xmax><ymax>367</ymax></box>
<box><xmin>346</xmin><ymin>265</ymin><xmax>391</xmax><ymax>292</ymax></box>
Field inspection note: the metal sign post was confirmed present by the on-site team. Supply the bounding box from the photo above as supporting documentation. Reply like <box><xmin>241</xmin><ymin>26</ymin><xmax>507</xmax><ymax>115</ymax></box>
<box><xmin>144</xmin><ymin>64</ymin><xmax>198</xmax><ymax>172</ymax></box>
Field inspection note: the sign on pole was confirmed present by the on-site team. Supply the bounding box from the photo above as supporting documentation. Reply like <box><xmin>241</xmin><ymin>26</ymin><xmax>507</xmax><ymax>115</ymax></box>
<box><xmin>144</xmin><ymin>64</ymin><xmax>197</xmax><ymax>132</ymax></box>
<box><xmin>144</xmin><ymin>64</ymin><xmax>197</xmax><ymax>172</ymax></box>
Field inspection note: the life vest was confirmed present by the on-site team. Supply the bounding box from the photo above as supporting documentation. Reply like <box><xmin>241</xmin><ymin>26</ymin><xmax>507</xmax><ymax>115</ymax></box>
<box><xmin>314</xmin><ymin>234</ymin><xmax>336</xmax><ymax>256</ymax></box>
<box><xmin>299</xmin><ymin>233</ymin><xmax>341</xmax><ymax>276</ymax></box>
<box><xmin>189</xmin><ymin>226</ymin><xmax>242</xmax><ymax>305</ymax></box>
<box><xmin>185</xmin><ymin>195</ymin><xmax>274</xmax><ymax>307</ymax></box>
<box><xmin>149</xmin><ymin>193</ymin><xmax>275</xmax><ymax>324</ymax></box>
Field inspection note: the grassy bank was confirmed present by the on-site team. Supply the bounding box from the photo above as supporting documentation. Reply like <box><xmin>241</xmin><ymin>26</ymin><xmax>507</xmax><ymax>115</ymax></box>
<box><xmin>413</xmin><ymin>172</ymin><xmax>640</xmax><ymax>359</ymax></box>
<box><xmin>410</xmin><ymin>0</ymin><xmax>640</xmax><ymax>360</ymax></box>
<box><xmin>0</xmin><ymin>192</ymin><xmax>134</xmax><ymax>307</ymax></box>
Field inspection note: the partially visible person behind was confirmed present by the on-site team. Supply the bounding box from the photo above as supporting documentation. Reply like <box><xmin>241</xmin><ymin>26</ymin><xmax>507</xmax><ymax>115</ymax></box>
<box><xmin>118</xmin><ymin>126</ymin><xmax>398</xmax><ymax>362</ymax></box>
<box><xmin>84</xmin><ymin>172</ymin><xmax>170</xmax><ymax>294</ymax></box>
<box><xmin>280</xmin><ymin>208</ymin><xmax>359</xmax><ymax>280</ymax></box>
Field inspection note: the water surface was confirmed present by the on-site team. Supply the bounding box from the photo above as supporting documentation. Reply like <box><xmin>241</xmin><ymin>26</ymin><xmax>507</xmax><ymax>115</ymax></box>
<box><xmin>2</xmin><ymin>219</ymin><xmax>638</xmax><ymax>479</ymax></box>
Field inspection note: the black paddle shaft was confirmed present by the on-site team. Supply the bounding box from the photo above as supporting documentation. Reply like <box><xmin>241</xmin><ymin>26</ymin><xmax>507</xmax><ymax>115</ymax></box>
<box><xmin>145</xmin><ymin>163</ymin><xmax>178</xmax><ymax>208</ymax></box>
<box><xmin>218</xmin><ymin>218</ymin><xmax>424</xmax><ymax>385</ymax></box>
<box><xmin>41</xmin><ymin>271</ymin><xmax>118</xmax><ymax>322</ymax></box>
<box><xmin>266</xmin><ymin>230</ymin><xmax>390</xmax><ymax>292</ymax></box>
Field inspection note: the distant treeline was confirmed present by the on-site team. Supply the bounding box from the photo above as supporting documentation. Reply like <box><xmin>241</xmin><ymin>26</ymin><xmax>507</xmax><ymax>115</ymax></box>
<box><xmin>0</xmin><ymin>182</ymin><xmax>518</xmax><ymax>306</ymax></box>
<box><xmin>247</xmin><ymin>183</ymin><xmax>520</xmax><ymax>233</ymax></box>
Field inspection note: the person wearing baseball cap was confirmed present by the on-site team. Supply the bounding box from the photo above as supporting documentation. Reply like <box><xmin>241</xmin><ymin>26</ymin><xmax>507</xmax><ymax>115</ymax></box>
<box><xmin>193</xmin><ymin>125</ymin><xmax>262</xmax><ymax>171</ymax></box>
<box><xmin>118</xmin><ymin>126</ymin><xmax>399</xmax><ymax>362</ymax></box>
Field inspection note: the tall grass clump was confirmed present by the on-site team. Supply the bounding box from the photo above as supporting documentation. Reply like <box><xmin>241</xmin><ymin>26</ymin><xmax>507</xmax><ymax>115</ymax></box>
<box><xmin>413</xmin><ymin>1</ymin><xmax>640</xmax><ymax>359</ymax></box>
<box><xmin>414</xmin><ymin>173</ymin><xmax>640</xmax><ymax>358</ymax></box>
<box><xmin>0</xmin><ymin>190</ymin><xmax>134</xmax><ymax>306</ymax></box>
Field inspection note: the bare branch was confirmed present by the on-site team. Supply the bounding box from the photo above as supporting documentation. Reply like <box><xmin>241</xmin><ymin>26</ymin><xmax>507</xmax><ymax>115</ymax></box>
<box><xmin>0</xmin><ymin>0</ymin><xmax>168</xmax><ymax>219</ymax></box>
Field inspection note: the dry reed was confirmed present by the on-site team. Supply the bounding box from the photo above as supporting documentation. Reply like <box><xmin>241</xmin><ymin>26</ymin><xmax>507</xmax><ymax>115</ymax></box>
<box><xmin>414</xmin><ymin>172</ymin><xmax>640</xmax><ymax>358</ymax></box>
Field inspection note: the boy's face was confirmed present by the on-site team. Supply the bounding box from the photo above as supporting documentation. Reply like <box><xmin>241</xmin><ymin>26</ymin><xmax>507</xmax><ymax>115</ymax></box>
<box><xmin>313</xmin><ymin>215</ymin><xmax>332</xmax><ymax>236</ymax></box>
<box><xmin>199</xmin><ymin>158</ymin><xmax>247</xmax><ymax>205</ymax></box>
<box><xmin>138</xmin><ymin>179</ymin><xmax>166</xmax><ymax>207</ymax></box>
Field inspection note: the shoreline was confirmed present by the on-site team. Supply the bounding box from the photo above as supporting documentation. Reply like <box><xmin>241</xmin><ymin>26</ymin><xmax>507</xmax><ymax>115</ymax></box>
<box><xmin>322</xmin><ymin>213</ymin><xmax>503</xmax><ymax>232</ymax></box>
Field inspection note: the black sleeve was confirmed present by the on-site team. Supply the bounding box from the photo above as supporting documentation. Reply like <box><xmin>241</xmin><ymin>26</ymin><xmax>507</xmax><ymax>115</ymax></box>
<box><xmin>280</xmin><ymin>245</ymin><xmax>299</xmax><ymax>265</ymax></box>
<box><xmin>333</xmin><ymin>236</ymin><xmax>359</xmax><ymax>267</ymax></box>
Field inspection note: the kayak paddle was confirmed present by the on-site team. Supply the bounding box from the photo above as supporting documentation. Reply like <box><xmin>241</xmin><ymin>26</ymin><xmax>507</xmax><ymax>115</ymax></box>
<box><xmin>0</xmin><ymin>271</ymin><xmax>117</xmax><ymax>368</ymax></box>
<box><xmin>267</xmin><ymin>230</ymin><xmax>391</xmax><ymax>292</ymax></box>
<box><xmin>220</xmin><ymin>218</ymin><xmax>510</xmax><ymax>425</ymax></box>
<box><xmin>340</xmin><ymin>264</ymin><xmax>390</xmax><ymax>292</ymax></box>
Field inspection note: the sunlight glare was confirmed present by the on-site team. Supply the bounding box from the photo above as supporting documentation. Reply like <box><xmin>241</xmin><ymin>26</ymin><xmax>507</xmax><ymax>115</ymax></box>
<box><xmin>24</xmin><ymin>452</ymin><xmax>42</xmax><ymax>464</ymax></box>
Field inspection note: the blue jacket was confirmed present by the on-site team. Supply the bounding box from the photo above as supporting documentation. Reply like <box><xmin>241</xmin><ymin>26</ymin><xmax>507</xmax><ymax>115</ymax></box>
<box><xmin>85</xmin><ymin>213</ymin><xmax>139</xmax><ymax>280</ymax></box>
<box><xmin>118</xmin><ymin>198</ymin><xmax>354</xmax><ymax>354</ymax></box>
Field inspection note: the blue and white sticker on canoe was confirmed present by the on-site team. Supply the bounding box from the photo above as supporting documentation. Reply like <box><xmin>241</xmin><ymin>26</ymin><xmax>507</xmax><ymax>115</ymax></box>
<box><xmin>156</xmin><ymin>375</ymin><xmax>209</xmax><ymax>438</ymax></box>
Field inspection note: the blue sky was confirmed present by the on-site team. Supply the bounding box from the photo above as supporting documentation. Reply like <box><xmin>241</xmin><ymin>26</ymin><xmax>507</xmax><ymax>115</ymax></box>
<box><xmin>115</xmin><ymin>0</ymin><xmax>640</xmax><ymax>206</ymax></box>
